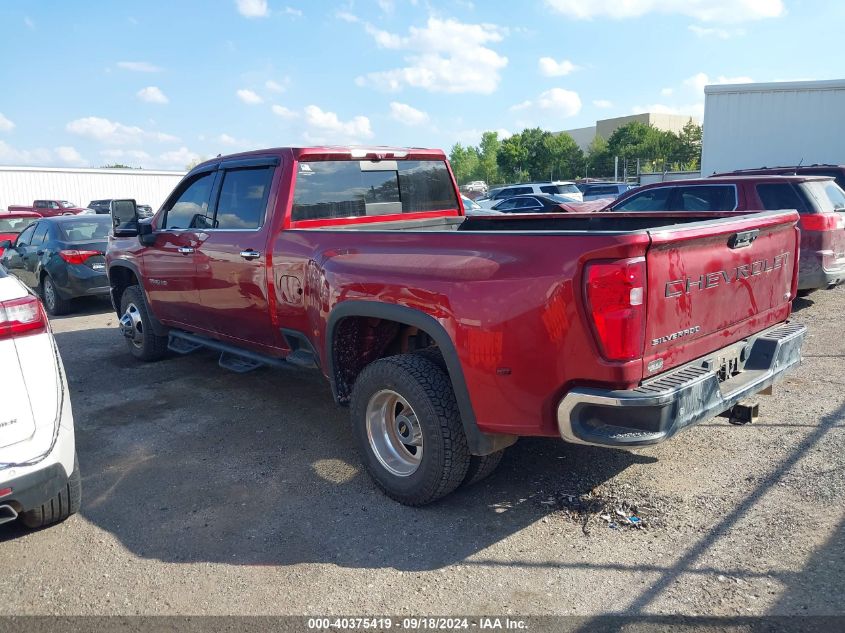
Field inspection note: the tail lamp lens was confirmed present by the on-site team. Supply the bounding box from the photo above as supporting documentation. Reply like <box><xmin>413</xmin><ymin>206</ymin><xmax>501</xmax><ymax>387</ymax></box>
<box><xmin>0</xmin><ymin>295</ymin><xmax>48</xmax><ymax>340</ymax></box>
<box><xmin>584</xmin><ymin>258</ymin><xmax>646</xmax><ymax>361</ymax></box>
<box><xmin>59</xmin><ymin>250</ymin><xmax>101</xmax><ymax>265</ymax></box>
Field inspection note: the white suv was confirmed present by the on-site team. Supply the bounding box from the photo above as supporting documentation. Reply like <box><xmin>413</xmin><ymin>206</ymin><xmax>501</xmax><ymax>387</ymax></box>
<box><xmin>0</xmin><ymin>269</ymin><xmax>80</xmax><ymax>529</ymax></box>
<box><xmin>477</xmin><ymin>181</ymin><xmax>582</xmax><ymax>207</ymax></box>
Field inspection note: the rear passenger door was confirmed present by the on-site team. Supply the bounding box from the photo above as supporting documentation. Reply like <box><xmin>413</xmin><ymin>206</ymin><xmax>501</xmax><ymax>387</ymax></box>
<box><xmin>193</xmin><ymin>157</ymin><xmax>280</xmax><ymax>351</ymax></box>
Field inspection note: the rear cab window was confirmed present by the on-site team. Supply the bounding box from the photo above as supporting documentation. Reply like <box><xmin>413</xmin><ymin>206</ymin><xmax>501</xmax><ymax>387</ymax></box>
<box><xmin>291</xmin><ymin>159</ymin><xmax>458</xmax><ymax>224</ymax></box>
<box><xmin>59</xmin><ymin>217</ymin><xmax>112</xmax><ymax>241</ymax></box>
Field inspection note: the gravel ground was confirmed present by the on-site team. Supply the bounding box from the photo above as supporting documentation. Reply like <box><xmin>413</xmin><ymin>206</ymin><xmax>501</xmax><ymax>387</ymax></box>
<box><xmin>1</xmin><ymin>286</ymin><xmax>843</xmax><ymax>616</ymax></box>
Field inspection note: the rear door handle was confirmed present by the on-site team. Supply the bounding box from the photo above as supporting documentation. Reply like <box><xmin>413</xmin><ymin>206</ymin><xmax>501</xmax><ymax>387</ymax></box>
<box><xmin>240</xmin><ymin>250</ymin><xmax>261</xmax><ymax>260</ymax></box>
<box><xmin>177</xmin><ymin>247</ymin><xmax>195</xmax><ymax>254</ymax></box>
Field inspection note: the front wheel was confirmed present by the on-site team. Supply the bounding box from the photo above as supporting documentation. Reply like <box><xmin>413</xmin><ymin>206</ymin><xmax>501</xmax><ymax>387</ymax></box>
<box><xmin>119</xmin><ymin>285</ymin><xmax>168</xmax><ymax>361</ymax></box>
<box><xmin>350</xmin><ymin>354</ymin><xmax>470</xmax><ymax>506</ymax></box>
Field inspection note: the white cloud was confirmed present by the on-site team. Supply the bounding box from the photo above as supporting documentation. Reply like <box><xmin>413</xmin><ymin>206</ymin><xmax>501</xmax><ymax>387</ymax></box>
<box><xmin>117</xmin><ymin>61</ymin><xmax>162</xmax><ymax>72</ymax></box>
<box><xmin>593</xmin><ymin>99</ymin><xmax>613</xmax><ymax>108</ymax></box>
<box><xmin>352</xmin><ymin>17</ymin><xmax>508</xmax><ymax>94</ymax></box>
<box><xmin>158</xmin><ymin>147</ymin><xmax>200</xmax><ymax>169</ymax></box>
<box><xmin>538</xmin><ymin>57</ymin><xmax>578</xmax><ymax>77</ymax></box>
<box><xmin>236</xmin><ymin>89</ymin><xmax>263</xmax><ymax>104</ymax></box>
<box><xmin>660</xmin><ymin>87</ymin><xmax>674</xmax><ymax>96</ymax></box>
<box><xmin>283</xmin><ymin>7</ymin><xmax>303</xmax><ymax>16</ymax></box>
<box><xmin>377</xmin><ymin>0</ymin><xmax>395</xmax><ymax>13</ymax></box>
<box><xmin>66</xmin><ymin>116</ymin><xmax>179</xmax><ymax>145</ymax></box>
<box><xmin>271</xmin><ymin>104</ymin><xmax>298</xmax><ymax>119</ymax></box>
<box><xmin>54</xmin><ymin>146</ymin><xmax>86</xmax><ymax>166</ymax></box>
<box><xmin>100</xmin><ymin>149</ymin><xmax>152</xmax><ymax>164</ymax></box>
<box><xmin>235</xmin><ymin>0</ymin><xmax>269</xmax><ymax>18</ymax></box>
<box><xmin>511</xmin><ymin>88</ymin><xmax>582</xmax><ymax>118</ymax></box>
<box><xmin>0</xmin><ymin>113</ymin><xmax>14</xmax><ymax>132</ymax></box>
<box><xmin>302</xmin><ymin>105</ymin><xmax>373</xmax><ymax>143</ymax></box>
<box><xmin>217</xmin><ymin>134</ymin><xmax>240</xmax><ymax>146</ymax></box>
<box><xmin>265</xmin><ymin>79</ymin><xmax>286</xmax><ymax>93</ymax></box>
<box><xmin>683</xmin><ymin>72</ymin><xmax>753</xmax><ymax>98</ymax></box>
<box><xmin>543</xmin><ymin>0</ymin><xmax>784</xmax><ymax>23</ymax></box>
<box><xmin>688</xmin><ymin>24</ymin><xmax>746</xmax><ymax>39</ymax></box>
<box><xmin>0</xmin><ymin>141</ymin><xmax>86</xmax><ymax>167</ymax></box>
<box><xmin>137</xmin><ymin>86</ymin><xmax>169</xmax><ymax>104</ymax></box>
<box><xmin>389</xmin><ymin>102</ymin><xmax>429</xmax><ymax>126</ymax></box>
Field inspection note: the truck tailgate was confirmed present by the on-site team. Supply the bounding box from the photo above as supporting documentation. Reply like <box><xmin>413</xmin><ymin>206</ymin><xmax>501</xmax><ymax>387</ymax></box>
<box><xmin>643</xmin><ymin>210</ymin><xmax>799</xmax><ymax>376</ymax></box>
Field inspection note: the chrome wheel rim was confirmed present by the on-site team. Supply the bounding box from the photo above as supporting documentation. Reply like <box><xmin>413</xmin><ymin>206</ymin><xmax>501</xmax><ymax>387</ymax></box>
<box><xmin>43</xmin><ymin>280</ymin><xmax>56</xmax><ymax>311</ymax></box>
<box><xmin>365</xmin><ymin>389</ymin><xmax>423</xmax><ymax>477</ymax></box>
<box><xmin>119</xmin><ymin>302</ymin><xmax>144</xmax><ymax>349</ymax></box>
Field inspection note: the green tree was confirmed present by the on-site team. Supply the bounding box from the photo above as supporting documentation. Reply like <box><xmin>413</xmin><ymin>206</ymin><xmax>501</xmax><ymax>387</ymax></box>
<box><xmin>585</xmin><ymin>134</ymin><xmax>612</xmax><ymax>177</ymax></box>
<box><xmin>544</xmin><ymin>132</ymin><xmax>584</xmax><ymax>181</ymax></box>
<box><xmin>449</xmin><ymin>143</ymin><xmax>480</xmax><ymax>185</ymax></box>
<box><xmin>675</xmin><ymin>119</ymin><xmax>703</xmax><ymax>169</ymax></box>
<box><xmin>477</xmin><ymin>131</ymin><xmax>501</xmax><ymax>184</ymax></box>
<box><xmin>497</xmin><ymin>133</ymin><xmax>529</xmax><ymax>182</ymax></box>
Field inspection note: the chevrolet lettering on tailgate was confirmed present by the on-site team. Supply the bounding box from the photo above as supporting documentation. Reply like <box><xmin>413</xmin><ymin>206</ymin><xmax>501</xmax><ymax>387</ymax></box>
<box><xmin>665</xmin><ymin>252</ymin><xmax>790</xmax><ymax>298</ymax></box>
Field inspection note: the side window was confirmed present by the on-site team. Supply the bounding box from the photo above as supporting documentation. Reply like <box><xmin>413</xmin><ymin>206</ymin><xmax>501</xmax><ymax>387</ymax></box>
<box><xmin>48</xmin><ymin>201</ymin><xmax>60</xmax><ymax>209</ymax></box>
<box><xmin>613</xmin><ymin>187</ymin><xmax>673</xmax><ymax>211</ymax></box>
<box><xmin>16</xmin><ymin>224</ymin><xmax>37</xmax><ymax>246</ymax></box>
<box><xmin>163</xmin><ymin>172</ymin><xmax>215</xmax><ymax>229</ymax></box>
<box><xmin>494</xmin><ymin>188</ymin><xmax>513</xmax><ymax>200</ymax></box>
<box><xmin>673</xmin><ymin>186</ymin><xmax>737</xmax><ymax>211</ymax></box>
<box><xmin>213</xmin><ymin>167</ymin><xmax>272</xmax><ymax>230</ymax></box>
<box><xmin>513</xmin><ymin>187</ymin><xmax>533</xmax><ymax>195</ymax></box>
<box><xmin>495</xmin><ymin>199</ymin><xmax>519</xmax><ymax>211</ymax></box>
<box><xmin>756</xmin><ymin>184</ymin><xmax>807</xmax><ymax>213</ymax></box>
<box><xmin>34</xmin><ymin>201</ymin><xmax>47</xmax><ymax>209</ymax></box>
<box><xmin>517</xmin><ymin>198</ymin><xmax>540</xmax><ymax>209</ymax></box>
<box><xmin>31</xmin><ymin>223</ymin><xmax>50</xmax><ymax>245</ymax></box>
<box><xmin>539</xmin><ymin>186</ymin><xmax>557</xmax><ymax>194</ymax></box>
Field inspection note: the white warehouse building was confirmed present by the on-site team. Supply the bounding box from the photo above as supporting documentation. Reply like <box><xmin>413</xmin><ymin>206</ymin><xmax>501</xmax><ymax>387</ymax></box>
<box><xmin>0</xmin><ymin>165</ymin><xmax>186</xmax><ymax>212</ymax></box>
<box><xmin>701</xmin><ymin>79</ymin><xmax>845</xmax><ymax>175</ymax></box>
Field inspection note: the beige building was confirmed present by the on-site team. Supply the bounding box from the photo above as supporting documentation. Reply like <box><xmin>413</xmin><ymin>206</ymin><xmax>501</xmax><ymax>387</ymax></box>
<box><xmin>560</xmin><ymin>112</ymin><xmax>700</xmax><ymax>151</ymax></box>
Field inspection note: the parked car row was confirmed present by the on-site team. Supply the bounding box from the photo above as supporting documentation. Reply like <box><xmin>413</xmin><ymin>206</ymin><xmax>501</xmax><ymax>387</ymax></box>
<box><xmin>6</xmin><ymin>198</ymin><xmax>156</xmax><ymax>218</ymax></box>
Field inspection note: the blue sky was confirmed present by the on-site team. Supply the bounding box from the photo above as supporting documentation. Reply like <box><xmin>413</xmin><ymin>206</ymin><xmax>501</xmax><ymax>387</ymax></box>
<box><xmin>0</xmin><ymin>0</ymin><xmax>842</xmax><ymax>170</ymax></box>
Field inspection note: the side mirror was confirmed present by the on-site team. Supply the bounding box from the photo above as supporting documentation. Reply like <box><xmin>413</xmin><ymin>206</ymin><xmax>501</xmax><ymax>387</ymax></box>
<box><xmin>112</xmin><ymin>199</ymin><xmax>140</xmax><ymax>237</ymax></box>
<box><xmin>0</xmin><ymin>240</ymin><xmax>11</xmax><ymax>249</ymax></box>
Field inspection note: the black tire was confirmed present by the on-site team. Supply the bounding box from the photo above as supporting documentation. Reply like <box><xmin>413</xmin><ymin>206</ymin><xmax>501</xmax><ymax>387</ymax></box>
<box><xmin>462</xmin><ymin>450</ymin><xmax>505</xmax><ymax>487</ymax></box>
<box><xmin>412</xmin><ymin>348</ymin><xmax>507</xmax><ymax>488</ymax></box>
<box><xmin>41</xmin><ymin>276</ymin><xmax>72</xmax><ymax>316</ymax></box>
<box><xmin>21</xmin><ymin>456</ymin><xmax>81</xmax><ymax>529</ymax></box>
<box><xmin>350</xmin><ymin>354</ymin><xmax>470</xmax><ymax>506</ymax></box>
<box><xmin>120</xmin><ymin>285</ymin><xmax>169</xmax><ymax>361</ymax></box>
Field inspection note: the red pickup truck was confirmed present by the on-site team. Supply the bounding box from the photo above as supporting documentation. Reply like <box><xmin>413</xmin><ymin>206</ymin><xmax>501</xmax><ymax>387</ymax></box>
<box><xmin>607</xmin><ymin>175</ymin><xmax>845</xmax><ymax>291</ymax></box>
<box><xmin>9</xmin><ymin>200</ymin><xmax>89</xmax><ymax>217</ymax></box>
<box><xmin>106</xmin><ymin>147</ymin><xmax>806</xmax><ymax>505</ymax></box>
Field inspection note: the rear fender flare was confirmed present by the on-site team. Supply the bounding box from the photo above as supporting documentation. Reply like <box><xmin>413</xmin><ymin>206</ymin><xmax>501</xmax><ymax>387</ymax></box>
<box><xmin>326</xmin><ymin>300</ymin><xmax>516</xmax><ymax>456</ymax></box>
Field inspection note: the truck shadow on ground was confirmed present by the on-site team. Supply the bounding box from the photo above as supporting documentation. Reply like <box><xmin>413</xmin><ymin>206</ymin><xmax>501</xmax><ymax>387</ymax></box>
<box><xmin>2</xmin><ymin>327</ymin><xmax>656</xmax><ymax>571</ymax></box>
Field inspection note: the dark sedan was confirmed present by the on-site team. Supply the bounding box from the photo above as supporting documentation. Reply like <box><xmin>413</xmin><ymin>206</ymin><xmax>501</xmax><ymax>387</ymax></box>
<box><xmin>0</xmin><ymin>215</ymin><xmax>111</xmax><ymax>315</ymax></box>
<box><xmin>490</xmin><ymin>193</ymin><xmax>577</xmax><ymax>213</ymax></box>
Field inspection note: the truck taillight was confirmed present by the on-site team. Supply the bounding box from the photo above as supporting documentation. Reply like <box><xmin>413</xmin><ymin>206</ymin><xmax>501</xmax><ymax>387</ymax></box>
<box><xmin>584</xmin><ymin>258</ymin><xmax>646</xmax><ymax>362</ymax></box>
<box><xmin>0</xmin><ymin>295</ymin><xmax>48</xmax><ymax>340</ymax></box>
<box><xmin>800</xmin><ymin>213</ymin><xmax>844</xmax><ymax>232</ymax></box>
<box><xmin>59</xmin><ymin>249</ymin><xmax>101</xmax><ymax>265</ymax></box>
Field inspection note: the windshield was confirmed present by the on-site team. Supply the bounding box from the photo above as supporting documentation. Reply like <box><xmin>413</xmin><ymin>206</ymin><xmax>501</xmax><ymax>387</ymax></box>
<box><xmin>461</xmin><ymin>196</ymin><xmax>481</xmax><ymax>210</ymax></box>
<box><xmin>801</xmin><ymin>180</ymin><xmax>845</xmax><ymax>213</ymax></box>
<box><xmin>0</xmin><ymin>216</ymin><xmax>37</xmax><ymax>233</ymax></box>
<box><xmin>59</xmin><ymin>201</ymin><xmax>77</xmax><ymax>208</ymax></box>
